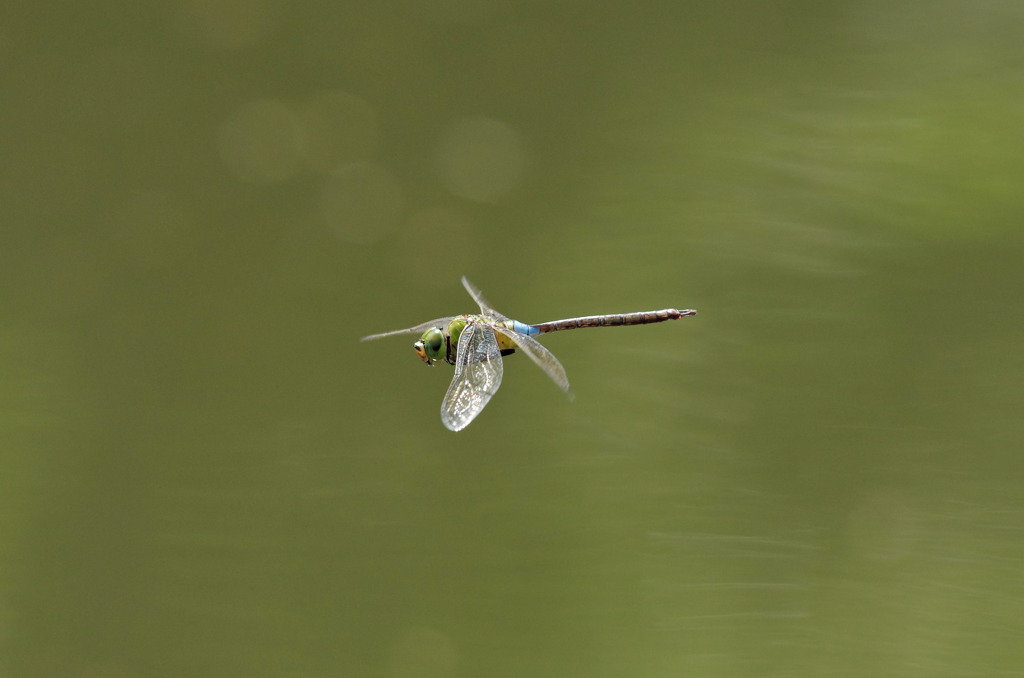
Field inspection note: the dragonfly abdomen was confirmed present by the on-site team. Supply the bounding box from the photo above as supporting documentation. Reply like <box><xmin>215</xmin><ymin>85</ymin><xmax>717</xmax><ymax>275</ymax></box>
<box><xmin>531</xmin><ymin>308</ymin><xmax>697</xmax><ymax>334</ymax></box>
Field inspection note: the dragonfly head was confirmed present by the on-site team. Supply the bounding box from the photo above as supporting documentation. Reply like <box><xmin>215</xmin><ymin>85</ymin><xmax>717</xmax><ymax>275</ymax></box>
<box><xmin>413</xmin><ymin>328</ymin><xmax>445</xmax><ymax>365</ymax></box>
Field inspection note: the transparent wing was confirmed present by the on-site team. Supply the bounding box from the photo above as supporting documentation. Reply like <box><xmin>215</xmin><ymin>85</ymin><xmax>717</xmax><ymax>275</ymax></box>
<box><xmin>360</xmin><ymin>317</ymin><xmax>456</xmax><ymax>342</ymax></box>
<box><xmin>461</xmin><ymin>277</ymin><xmax>510</xmax><ymax>321</ymax></box>
<box><xmin>440</xmin><ymin>323</ymin><xmax>504</xmax><ymax>431</ymax></box>
<box><xmin>493</xmin><ymin>327</ymin><xmax>572</xmax><ymax>396</ymax></box>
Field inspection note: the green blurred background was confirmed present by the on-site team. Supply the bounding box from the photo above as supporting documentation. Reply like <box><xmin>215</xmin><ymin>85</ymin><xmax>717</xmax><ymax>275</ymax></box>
<box><xmin>3</xmin><ymin>2</ymin><xmax>1023</xmax><ymax>676</ymax></box>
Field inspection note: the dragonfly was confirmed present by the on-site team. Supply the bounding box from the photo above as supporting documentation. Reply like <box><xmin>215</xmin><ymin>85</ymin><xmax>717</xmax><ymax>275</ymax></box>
<box><xmin>361</xmin><ymin>277</ymin><xmax>697</xmax><ymax>431</ymax></box>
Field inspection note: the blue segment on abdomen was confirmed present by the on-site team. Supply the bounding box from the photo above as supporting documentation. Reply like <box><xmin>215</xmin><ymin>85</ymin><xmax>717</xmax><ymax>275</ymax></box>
<box><xmin>511</xmin><ymin>320</ymin><xmax>539</xmax><ymax>336</ymax></box>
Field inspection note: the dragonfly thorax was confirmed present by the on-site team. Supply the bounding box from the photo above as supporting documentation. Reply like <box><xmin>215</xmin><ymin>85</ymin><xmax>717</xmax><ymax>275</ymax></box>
<box><xmin>413</xmin><ymin>327</ymin><xmax>445</xmax><ymax>365</ymax></box>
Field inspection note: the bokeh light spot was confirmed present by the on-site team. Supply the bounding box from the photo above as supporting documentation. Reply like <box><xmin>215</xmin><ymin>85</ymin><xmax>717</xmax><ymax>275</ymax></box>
<box><xmin>178</xmin><ymin>0</ymin><xmax>283</xmax><ymax>50</ymax></box>
<box><xmin>217</xmin><ymin>99</ymin><xmax>303</xmax><ymax>185</ymax></box>
<box><xmin>847</xmin><ymin>489</ymin><xmax>919</xmax><ymax>561</ymax></box>
<box><xmin>295</xmin><ymin>90</ymin><xmax>379</xmax><ymax>174</ymax></box>
<box><xmin>434</xmin><ymin>116</ymin><xmax>526</xmax><ymax>202</ymax></box>
<box><xmin>319</xmin><ymin>162</ymin><xmax>404</xmax><ymax>244</ymax></box>
<box><xmin>387</xmin><ymin>626</ymin><xmax>458</xmax><ymax>678</ymax></box>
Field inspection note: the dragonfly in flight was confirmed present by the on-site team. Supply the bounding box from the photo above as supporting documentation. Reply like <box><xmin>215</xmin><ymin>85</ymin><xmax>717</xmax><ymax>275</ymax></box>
<box><xmin>362</xmin><ymin>277</ymin><xmax>697</xmax><ymax>431</ymax></box>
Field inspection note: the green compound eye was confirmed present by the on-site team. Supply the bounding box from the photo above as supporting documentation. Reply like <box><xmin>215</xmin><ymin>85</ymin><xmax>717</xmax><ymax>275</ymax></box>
<box><xmin>413</xmin><ymin>328</ymin><xmax>445</xmax><ymax>364</ymax></box>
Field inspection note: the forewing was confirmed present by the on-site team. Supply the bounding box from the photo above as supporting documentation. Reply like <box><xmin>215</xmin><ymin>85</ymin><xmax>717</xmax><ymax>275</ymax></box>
<box><xmin>440</xmin><ymin>323</ymin><xmax>504</xmax><ymax>431</ymax></box>
<box><xmin>494</xmin><ymin>327</ymin><xmax>571</xmax><ymax>395</ymax></box>
<box><xmin>360</xmin><ymin>317</ymin><xmax>455</xmax><ymax>341</ymax></box>
<box><xmin>461</xmin><ymin>277</ymin><xmax>510</xmax><ymax>321</ymax></box>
